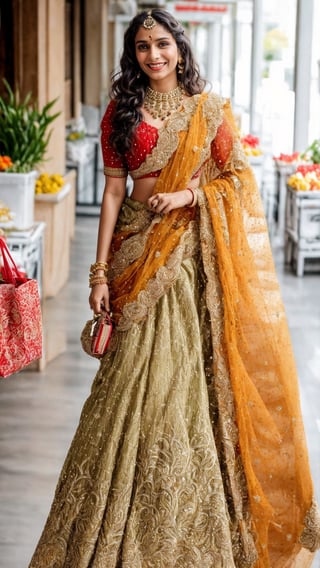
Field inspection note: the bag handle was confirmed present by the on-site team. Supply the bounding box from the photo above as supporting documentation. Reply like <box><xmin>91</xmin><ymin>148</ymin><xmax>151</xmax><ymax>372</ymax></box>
<box><xmin>0</xmin><ymin>237</ymin><xmax>27</xmax><ymax>285</ymax></box>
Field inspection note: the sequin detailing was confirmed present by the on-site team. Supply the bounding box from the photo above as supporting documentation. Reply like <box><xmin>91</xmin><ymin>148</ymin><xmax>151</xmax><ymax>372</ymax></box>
<box><xmin>101</xmin><ymin>94</ymin><xmax>226</xmax><ymax>180</ymax></box>
<box><xmin>131</xmin><ymin>93</ymin><xmax>224</xmax><ymax>179</ymax></box>
<box><xmin>116</xmin><ymin>220</ymin><xmax>199</xmax><ymax>331</ymax></box>
<box><xmin>101</xmin><ymin>100</ymin><xmax>160</xmax><ymax>178</ymax></box>
<box><xmin>197</xmin><ymin>188</ymin><xmax>258</xmax><ymax>566</ymax></box>
<box><xmin>29</xmin><ymin>92</ymin><xmax>320</xmax><ymax>568</ymax></box>
<box><xmin>103</xmin><ymin>166</ymin><xmax>128</xmax><ymax>178</ymax></box>
<box><xmin>300</xmin><ymin>499</ymin><xmax>320</xmax><ymax>552</ymax></box>
<box><xmin>29</xmin><ymin>252</ymin><xmax>240</xmax><ymax>568</ymax></box>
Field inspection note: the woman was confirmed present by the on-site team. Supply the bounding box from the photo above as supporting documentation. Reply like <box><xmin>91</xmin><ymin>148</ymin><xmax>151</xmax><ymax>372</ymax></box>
<box><xmin>29</xmin><ymin>9</ymin><xmax>320</xmax><ymax>567</ymax></box>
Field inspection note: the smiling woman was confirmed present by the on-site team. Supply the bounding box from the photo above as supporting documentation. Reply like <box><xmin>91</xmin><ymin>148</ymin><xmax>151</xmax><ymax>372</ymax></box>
<box><xmin>134</xmin><ymin>25</ymin><xmax>184</xmax><ymax>126</ymax></box>
<box><xmin>28</xmin><ymin>8</ymin><xmax>320</xmax><ymax>568</ymax></box>
<box><xmin>135</xmin><ymin>26</ymin><xmax>179</xmax><ymax>91</ymax></box>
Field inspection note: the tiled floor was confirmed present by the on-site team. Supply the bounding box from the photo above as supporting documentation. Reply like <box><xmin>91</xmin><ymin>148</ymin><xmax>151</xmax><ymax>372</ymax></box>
<box><xmin>0</xmin><ymin>214</ymin><xmax>319</xmax><ymax>567</ymax></box>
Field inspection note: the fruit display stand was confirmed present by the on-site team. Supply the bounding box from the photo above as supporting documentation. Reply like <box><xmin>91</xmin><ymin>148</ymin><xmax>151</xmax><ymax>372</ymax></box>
<box><xmin>34</xmin><ymin>182</ymin><xmax>75</xmax><ymax>297</ymax></box>
<box><xmin>285</xmin><ymin>187</ymin><xmax>320</xmax><ymax>276</ymax></box>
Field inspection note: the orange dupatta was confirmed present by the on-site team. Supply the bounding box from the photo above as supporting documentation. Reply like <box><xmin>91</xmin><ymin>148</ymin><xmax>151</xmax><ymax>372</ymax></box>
<box><xmin>109</xmin><ymin>92</ymin><xmax>320</xmax><ymax>566</ymax></box>
<box><xmin>200</xmin><ymin>103</ymin><xmax>320</xmax><ymax>566</ymax></box>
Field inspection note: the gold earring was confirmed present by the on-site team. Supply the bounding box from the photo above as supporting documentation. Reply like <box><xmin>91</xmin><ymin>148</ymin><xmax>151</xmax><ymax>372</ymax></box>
<box><xmin>177</xmin><ymin>57</ymin><xmax>184</xmax><ymax>75</ymax></box>
<box><xmin>137</xmin><ymin>71</ymin><xmax>141</xmax><ymax>79</ymax></box>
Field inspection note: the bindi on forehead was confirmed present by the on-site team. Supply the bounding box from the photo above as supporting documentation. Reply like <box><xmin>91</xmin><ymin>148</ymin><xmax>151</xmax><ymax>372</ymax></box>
<box><xmin>135</xmin><ymin>24</ymin><xmax>172</xmax><ymax>43</ymax></box>
<box><xmin>135</xmin><ymin>34</ymin><xmax>172</xmax><ymax>46</ymax></box>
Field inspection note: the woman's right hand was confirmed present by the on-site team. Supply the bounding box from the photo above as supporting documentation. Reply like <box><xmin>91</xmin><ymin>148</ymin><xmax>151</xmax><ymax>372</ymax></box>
<box><xmin>89</xmin><ymin>283</ymin><xmax>110</xmax><ymax>314</ymax></box>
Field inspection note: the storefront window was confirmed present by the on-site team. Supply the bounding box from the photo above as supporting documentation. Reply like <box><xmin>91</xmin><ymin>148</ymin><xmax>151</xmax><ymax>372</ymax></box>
<box><xmin>309</xmin><ymin>0</ymin><xmax>320</xmax><ymax>144</ymax></box>
<box><xmin>260</xmin><ymin>0</ymin><xmax>297</xmax><ymax>154</ymax></box>
<box><xmin>167</xmin><ymin>1</ymin><xmax>254</xmax><ymax>130</ymax></box>
<box><xmin>166</xmin><ymin>2</ymin><xmax>233</xmax><ymax>97</ymax></box>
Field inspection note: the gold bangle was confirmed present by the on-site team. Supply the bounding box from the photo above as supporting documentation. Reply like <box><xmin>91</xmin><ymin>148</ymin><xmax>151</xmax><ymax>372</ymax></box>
<box><xmin>89</xmin><ymin>273</ymin><xmax>108</xmax><ymax>282</ymax></box>
<box><xmin>89</xmin><ymin>276</ymin><xmax>108</xmax><ymax>288</ymax></box>
<box><xmin>90</xmin><ymin>261</ymin><xmax>108</xmax><ymax>274</ymax></box>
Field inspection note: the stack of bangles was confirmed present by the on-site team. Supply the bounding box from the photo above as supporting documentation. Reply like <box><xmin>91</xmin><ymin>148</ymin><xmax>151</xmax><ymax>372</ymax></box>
<box><xmin>186</xmin><ymin>187</ymin><xmax>197</xmax><ymax>207</ymax></box>
<box><xmin>89</xmin><ymin>261</ymin><xmax>109</xmax><ymax>288</ymax></box>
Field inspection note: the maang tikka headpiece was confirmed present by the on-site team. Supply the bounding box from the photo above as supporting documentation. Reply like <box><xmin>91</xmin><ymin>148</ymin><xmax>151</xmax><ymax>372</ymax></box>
<box><xmin>143</xmin><ymin>10</ymin><xmax>156</xmax><ymax>30</ymax></box>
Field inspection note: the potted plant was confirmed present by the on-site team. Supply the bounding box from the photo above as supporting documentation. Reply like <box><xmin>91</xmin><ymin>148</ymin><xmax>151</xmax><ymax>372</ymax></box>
<box><xmin>0</xmin><ymin>79</ymin><xmax>59</xmax><ymax>229</ymax></box>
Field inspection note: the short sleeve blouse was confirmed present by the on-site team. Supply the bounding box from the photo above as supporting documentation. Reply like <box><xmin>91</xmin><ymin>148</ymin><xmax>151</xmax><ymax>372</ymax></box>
<box><xmin>100</xmin><ymin>97</ymin><xmax>234</xmax><ymax>179</ymax></box>
<box><xmin>100</xmin><ymin>100</ymin><xmax>128</xmax><ymax>178</ymax></box>
<box><xmin>100</xmin><ymin>100</ymin><xmax>160</xmax><ymax>179</ymax></box>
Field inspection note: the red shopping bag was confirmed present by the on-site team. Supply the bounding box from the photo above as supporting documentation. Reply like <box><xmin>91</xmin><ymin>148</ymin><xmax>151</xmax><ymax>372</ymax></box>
<box><xmin>0</xmin><ymin>237</ymin><xmax>43</xmax><ymax>378</ymax></box>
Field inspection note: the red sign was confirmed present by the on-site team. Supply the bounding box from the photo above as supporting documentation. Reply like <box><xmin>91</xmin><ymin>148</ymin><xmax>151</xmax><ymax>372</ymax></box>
<box><xmin>175</xmin><ymin>3</ymin><xmax>228</xmax><ymax>12</ymax></box>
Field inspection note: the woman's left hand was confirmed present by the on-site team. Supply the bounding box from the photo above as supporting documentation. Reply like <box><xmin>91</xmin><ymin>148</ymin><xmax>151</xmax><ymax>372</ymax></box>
<box><xmin>147</xmin><ymin>190</ymin><xmax>193</xmax><ymax>214</ymax></box>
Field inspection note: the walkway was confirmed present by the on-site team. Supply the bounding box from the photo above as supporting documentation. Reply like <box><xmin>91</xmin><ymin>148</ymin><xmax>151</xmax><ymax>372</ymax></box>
<box><xmin>0</xmin><ymin>215</ymin><xmax>319</xmax><ymax>567</ymax></box>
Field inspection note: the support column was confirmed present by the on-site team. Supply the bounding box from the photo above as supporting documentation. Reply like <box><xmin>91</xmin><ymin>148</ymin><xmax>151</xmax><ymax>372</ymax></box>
<box><xmin>13</xmin><ymin>0</ymin><xmax>39</xmax><ymax>97</ymax></box>
<box><xmin>41</xmin><ymin>0</ymin><xmax>65</xmax><ymax>173</ymax></box>
<box><xmin>293</xmin><ymin>0</ymin><xmax>314</xmax><ymax>151</ymax></box>
<box><xmin>12</xmin><ymin>0</ymin><xmax>65</xmax><ymax>174</ymax></box>
<box><xmin>84</xmin><ymin>0</ymin><xmax>109</xmax><ymax>107</ymax></box>
<box><xmin>249</xmin><ymin>0</ymin><xmax>263</xmax><ymax>134</ymax></box>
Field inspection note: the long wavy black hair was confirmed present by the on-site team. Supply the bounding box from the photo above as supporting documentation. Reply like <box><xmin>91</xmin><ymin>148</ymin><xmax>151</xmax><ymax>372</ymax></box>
<box><xmin>109</xmin><ymin>9</ymin><xmax>206</xmax><ymax>155</ymax></box>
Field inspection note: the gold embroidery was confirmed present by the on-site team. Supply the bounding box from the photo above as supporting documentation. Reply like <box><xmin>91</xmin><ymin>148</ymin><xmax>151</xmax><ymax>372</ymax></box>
<box><xmin>104</xmin><ymin>166</ymin><xmax>128</xmax><ymax>178</ymax></box>
<box><xmin>116</xmin><ymin>220</ymin><xmax>199</xmax><ymax>331</ymax></box>
<box><xmin>131</xmin><ymin>93</ymin><xmax>225</xmax><ymax>179</ymax></box>
<box><xmin>30</xmin><ymin>261</ymin><xmax>245</xmax><ymax>567</ymax></box>
<box><xmin>231</xmin><ymin>138</ymin><xmax>250</xmax><ymax>171</ymax></box>
<box><xmin>300</xmin><ymin>499</ymin><xmax>320</xmax><ymax>552</ymax></box>
<box><xmin>29</xmin><ymin>92</ymin><xmax>320</xmax><ymax>568</ymax></box>
<box><xmin>122</xmin><ymin>430</ymin><xmax>236</xmax><ymax>567</ymax></box>
<box><xmin>197</xmin><ymin>189</ymin><xmax>258</xmax><ymax>566</ymax></box>
<box><xmin>109</xmin><ymin>199</ymin><xmax>156</xmax><ymax>281</ymax></box>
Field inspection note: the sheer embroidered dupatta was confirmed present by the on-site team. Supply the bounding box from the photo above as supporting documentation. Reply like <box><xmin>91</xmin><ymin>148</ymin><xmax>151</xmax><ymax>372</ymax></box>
<box><xmin>109</xmin><ymin>93</ymin><xmax>213</xmax><ymax>327</ymax></box>
<box><xmin>199</xmin><ymin>105</ymin><xmax>320</xmax><ymax>566</ymax></box>
<box><xmin>108</xmin><ymin>93</ymin><xmax>320</xmax><ymax>567</ymax></box>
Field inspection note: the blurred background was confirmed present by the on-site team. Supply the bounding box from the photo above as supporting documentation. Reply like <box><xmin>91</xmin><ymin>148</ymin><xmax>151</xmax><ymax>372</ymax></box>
<box><xmin>0</xmin><ymin>1</ymin><xmax>319</xmax><ymax>566</ymax></box>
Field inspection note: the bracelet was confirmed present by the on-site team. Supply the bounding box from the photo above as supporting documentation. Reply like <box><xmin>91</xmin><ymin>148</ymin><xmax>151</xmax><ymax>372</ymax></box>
<box><xmin>90</xmin><ymin>261</ymin><xmax>108</xmax><ymax>275</ymax></box>
<box><xmin>89</xmin><ymin>276</ymin><xmax>108</xmax><ymax>288</ymax></box>
<box><xmin>186</xmin><ymin>187</ymin><xmax>196</xmax><ymax>207</ymax></box>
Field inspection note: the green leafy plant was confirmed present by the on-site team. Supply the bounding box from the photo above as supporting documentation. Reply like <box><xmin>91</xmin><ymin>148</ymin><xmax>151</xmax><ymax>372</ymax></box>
<box><xmin>301</xmin><ymin>139</ymin><xmax>320</xmax><ymax>164</ymax></box>
<box><xmin>0</xmin><ymin>79</ymin><xmax>60</xmax><ymax>173</ymax></box>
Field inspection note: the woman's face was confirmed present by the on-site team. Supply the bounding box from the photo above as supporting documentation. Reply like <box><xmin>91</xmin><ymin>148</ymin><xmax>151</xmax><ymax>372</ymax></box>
<box><xmin>135</xmin><ymin>23</ymin><xmax>179</xmax><ymax>91</ymax></box>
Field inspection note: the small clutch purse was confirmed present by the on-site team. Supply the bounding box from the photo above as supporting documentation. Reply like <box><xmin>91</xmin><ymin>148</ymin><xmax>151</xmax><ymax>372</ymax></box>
<box><xmin>80</xmin><ymin>311</ymin><xmax>113</xmax><ymax>358</ymax></box>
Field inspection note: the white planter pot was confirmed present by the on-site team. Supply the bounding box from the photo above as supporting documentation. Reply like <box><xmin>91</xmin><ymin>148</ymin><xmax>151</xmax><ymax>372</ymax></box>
<box><xmin>0</xmin><ymin>171</ymin><xmax>37</xmax><ymax>229</ymax></box>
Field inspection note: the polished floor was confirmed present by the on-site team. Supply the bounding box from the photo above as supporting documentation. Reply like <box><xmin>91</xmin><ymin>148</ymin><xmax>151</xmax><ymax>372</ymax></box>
<box><xmin>0</xmin><ymin>214</ymin><xmax>319</xmax><ymax>567</ymax></box>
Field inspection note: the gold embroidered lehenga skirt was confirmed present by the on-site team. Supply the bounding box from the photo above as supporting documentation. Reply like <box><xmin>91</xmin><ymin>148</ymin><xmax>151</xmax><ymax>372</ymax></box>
<box><xmin>30</xmin><ymin>90</ymin><xmax>320</xmax><ymax>566</ymax></box>
<box><xmin>29</xmin><ymin>201</ymin><xmax>259</xmax><ymax>567</ymax></box>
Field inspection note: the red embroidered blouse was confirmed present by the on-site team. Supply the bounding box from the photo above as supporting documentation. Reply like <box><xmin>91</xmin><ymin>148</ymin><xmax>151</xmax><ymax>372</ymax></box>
<box><xmin>101</xmin><ymin>99</ymin><xmax>233</xmax><ymax>179</ymax></box>
<box><xmin>101</xmin><ymin>100</ymin><xmax>160</xmax><ymax>179</ymax></box>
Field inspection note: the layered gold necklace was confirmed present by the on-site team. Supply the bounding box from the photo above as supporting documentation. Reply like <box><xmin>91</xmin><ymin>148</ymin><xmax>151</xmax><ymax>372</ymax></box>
<box><xmin>143</xmin><ymin>85</ymin><xmax>185</xmax><ymax>121</ymax></box>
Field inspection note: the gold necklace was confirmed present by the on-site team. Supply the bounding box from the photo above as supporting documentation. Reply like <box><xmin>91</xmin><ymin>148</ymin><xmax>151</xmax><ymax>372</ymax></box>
<box><xmin>143</xmin><ymin>85</ymin><xmax>185</xmax><ymax>121</ymax></box>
